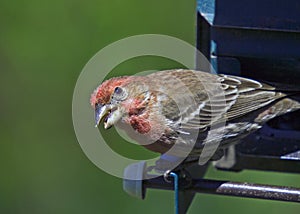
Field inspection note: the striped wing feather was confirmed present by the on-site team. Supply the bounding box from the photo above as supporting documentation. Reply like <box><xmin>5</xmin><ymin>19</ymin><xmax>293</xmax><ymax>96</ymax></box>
<box><xmin>152</xmin><ymin>70</ymin><xmax>283</xmax><ymax>131</ymax></box>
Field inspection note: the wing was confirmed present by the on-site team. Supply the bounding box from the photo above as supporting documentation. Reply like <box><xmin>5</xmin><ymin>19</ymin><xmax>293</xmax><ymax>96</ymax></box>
<box><xmin>220</xmin><ymin>74</ymin><xmax>284</xmax><ymax>120</ymax></box>
<box><xmin>150</xmin><ymin>70</ymin><xmax>284</xmax><ymax>133</ymax></box>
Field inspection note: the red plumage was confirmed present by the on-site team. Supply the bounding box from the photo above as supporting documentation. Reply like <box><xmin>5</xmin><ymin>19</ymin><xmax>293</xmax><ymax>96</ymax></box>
<box><xmin>91</xmin><ymin>69</ymin><xmax>300</xmax><ymax>159</ymax></box>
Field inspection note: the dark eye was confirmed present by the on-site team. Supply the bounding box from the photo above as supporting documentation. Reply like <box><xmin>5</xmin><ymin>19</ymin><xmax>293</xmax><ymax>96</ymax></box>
<box><xmin>114</xmin><ymin>87</ymin><xmax>123</xmax><ymax>94</ymax></box>
<box><xmin>112</xmin><ymin>86</ymin><xmax>127</xmax><ymax>101</ymax></box>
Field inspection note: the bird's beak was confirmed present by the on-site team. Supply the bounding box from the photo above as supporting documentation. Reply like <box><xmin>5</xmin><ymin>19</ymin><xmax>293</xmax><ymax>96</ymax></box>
<box><xmin>95</xmin><ymin>104</ymin><xmax>123</xmax><ymax>129</ymax></box>
<box><xmin>95</xmin><ymin>104</ymin><xmax>108</xmax><ymax>127</ymax></box>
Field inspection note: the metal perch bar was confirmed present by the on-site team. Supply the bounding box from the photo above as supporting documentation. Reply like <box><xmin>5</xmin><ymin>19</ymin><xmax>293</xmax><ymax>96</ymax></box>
<box><xmin>144</xmin><ymin>177</ymin><xmax>300</xmax><ymax>203</ymax></box>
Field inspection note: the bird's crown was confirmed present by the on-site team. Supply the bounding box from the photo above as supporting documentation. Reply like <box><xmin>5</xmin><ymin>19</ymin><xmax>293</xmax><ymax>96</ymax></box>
<box><xmin>90</xmin><ymin>76</ymin><xmax>132</xmax><ymax>107</ymax></box>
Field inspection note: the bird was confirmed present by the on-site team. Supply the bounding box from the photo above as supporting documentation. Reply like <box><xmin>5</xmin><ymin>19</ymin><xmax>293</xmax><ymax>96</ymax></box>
<box><xmin>90</xmin><ymin>69</ymin><xmax>300</xmax><ymax>161</ymax></box>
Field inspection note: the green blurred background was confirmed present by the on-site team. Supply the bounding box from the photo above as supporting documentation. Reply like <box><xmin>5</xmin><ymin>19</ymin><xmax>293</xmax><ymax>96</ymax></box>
<box><xmin>1</xmin><ymin>0</ymin><xmax>300</xmax><ymax>213</ymax></box>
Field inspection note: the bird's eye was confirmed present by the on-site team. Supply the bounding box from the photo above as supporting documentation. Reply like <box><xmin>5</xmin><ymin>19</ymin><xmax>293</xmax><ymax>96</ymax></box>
<box><xmin>114</xmin><ymin>87</ymin><xmax>123</xmax><ymax>94</ymax></box>
<box><xmin>112</xmin><ymin>86</ymin><xmax>127</xmax><ymax>101</ymax></box>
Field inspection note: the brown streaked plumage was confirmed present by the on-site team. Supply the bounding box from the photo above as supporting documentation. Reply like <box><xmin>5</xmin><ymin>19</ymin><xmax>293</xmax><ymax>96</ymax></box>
<box><xmin>90</xmin><ymin>69</ymin><xmax>300</xmax><ymax>159</ymax></box>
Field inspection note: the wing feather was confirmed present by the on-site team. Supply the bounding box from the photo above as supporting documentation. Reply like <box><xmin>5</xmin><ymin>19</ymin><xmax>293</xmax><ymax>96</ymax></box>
<box><xmin>151</xmin><ymin>70</ymin><xmax>284</xmax><ymax>133</ymax></box>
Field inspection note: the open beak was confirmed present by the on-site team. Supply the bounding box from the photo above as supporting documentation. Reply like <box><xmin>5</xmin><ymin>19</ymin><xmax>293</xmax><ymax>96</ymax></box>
<box><xmin>95</xmin><ymin>104</ymin><xmax>109</xmax><ymax>127</ymax></box>
<box><xmin>95</xmin><ymin>104</ymin><xmax>123</xmax><ymax>129</ymax></box>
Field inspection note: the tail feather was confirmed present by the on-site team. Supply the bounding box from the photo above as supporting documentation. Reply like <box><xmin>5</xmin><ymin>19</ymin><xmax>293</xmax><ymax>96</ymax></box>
<box><xmin>254</xmin><ymin>98</ymin><xmax>300</xmax><ymax>124</ymax></box>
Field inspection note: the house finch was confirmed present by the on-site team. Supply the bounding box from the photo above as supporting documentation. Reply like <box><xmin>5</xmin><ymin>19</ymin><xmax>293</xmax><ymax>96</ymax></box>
<box><xmin>90</xmin><ymin>69</ymin><xmax>300</xmax><ymax>160</ymax></box>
